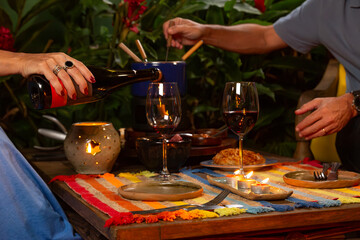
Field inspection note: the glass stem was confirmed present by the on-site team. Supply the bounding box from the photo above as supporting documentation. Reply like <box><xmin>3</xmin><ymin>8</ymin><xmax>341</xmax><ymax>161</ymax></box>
<box><xmin>161</xmin><ymin>137</ymin><xmax>170</xmax><ymax>176</ymax></box>
<box><xmin>238</xmin><ymin>136</ymin><xmax>245</xmax><ymax>176</ymax></box>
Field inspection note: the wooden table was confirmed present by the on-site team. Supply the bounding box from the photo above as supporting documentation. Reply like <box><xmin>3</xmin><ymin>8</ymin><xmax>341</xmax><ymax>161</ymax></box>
<box><xmin>27</xmin><ymin>152</ymin><xmax>360</xmax><ymax>240</ymax></box>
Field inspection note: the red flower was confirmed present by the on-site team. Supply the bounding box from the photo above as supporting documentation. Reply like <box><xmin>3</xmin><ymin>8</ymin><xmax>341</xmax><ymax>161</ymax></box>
<box><xmin>0</xmin><ymin>26</ymin><xmax>15</xmax><ymax>51</ymax></box>
<box><xmin>123</xmin><ymin>0</ymin><xmax>147</xmax><ymax>33</ymax></box>
<box><xmin>254</xmin><ymin>0</ymin><xmax>266</xmax><ymax>13</ymax></box>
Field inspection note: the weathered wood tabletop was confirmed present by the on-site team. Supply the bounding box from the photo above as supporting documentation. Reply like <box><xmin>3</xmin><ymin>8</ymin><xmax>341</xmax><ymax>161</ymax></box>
<box><xmin>27</xmin><ymin>151</ymin><xmax>360</xmax><ymax>240</ymax></box>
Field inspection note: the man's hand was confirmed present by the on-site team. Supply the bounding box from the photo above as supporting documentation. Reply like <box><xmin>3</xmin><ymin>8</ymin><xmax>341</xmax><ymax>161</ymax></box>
<box><xmin>295</xmin><ymin>93</ymin><xmax>357</xmax><ymax>140</ymax></box>
<box><xmin>163</xmin><ymin>18</ymin><xmax>204</xmax><ymax>49</ymax></box>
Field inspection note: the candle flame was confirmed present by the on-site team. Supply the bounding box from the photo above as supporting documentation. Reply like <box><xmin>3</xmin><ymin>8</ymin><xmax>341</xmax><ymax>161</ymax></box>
<box><xmin>261</xmin><ymin>178</ymin><xmax>269</xmax><ymax>184</ymax></box>
<box><xmin>234</xmin><ymin>170</ymin><xmax>241</xmax><ymax>175</ymax></box>
<box><xmin>85</xmin><ymin>140</ymin><xmax>101</xmax><ymax>156</ymax></box>
<box><xmin>245</xmin><ymin>171</ymin><xmax>253</xmax><ymax>179</ymax></box>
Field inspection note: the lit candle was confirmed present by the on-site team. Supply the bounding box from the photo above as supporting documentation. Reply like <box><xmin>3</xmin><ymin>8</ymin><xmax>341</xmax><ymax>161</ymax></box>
<box><xmin>238</xmin><ymin>179</ymin><xmax>257</xmax><ymax>189</ymax></box>
<box><xmin>251</xmin><ymin>178</ymin><xmax>270</xmax><ymax>194</ymax></box>
<box><xmin>226</xmin><ymin>169</ymin><xmax>246</xmax><ymax>188</ymax></box>
<box><xmin>237</xmin><ymin>171</ymin><xmax>256</xmax><ymax>189</ymax></box>
<box><xmin>85</xmin><ymin>139</ymin><xmax>101</xmax><ymax>155</ymax></box>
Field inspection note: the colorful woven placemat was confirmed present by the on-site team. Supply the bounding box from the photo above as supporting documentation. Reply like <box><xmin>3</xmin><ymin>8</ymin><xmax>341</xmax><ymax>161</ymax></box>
<box><xmin>50</xmin><ymin>162</ymin><xmax>360</xmax><ymax>226</ymax></box>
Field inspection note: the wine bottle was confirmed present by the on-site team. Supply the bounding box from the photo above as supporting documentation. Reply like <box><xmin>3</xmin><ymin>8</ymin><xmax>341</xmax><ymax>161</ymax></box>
<box><xmin>27</xmin><ymin>66</ymin><xmax>162</xmax><ymax>109</ymax></box>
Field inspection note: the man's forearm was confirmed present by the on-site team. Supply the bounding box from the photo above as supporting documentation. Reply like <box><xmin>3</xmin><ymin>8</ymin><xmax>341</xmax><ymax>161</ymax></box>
<box><xmin>202</xmin><ymin>24</ymin><xmax>287</xmax><ymax>54</ymax></box>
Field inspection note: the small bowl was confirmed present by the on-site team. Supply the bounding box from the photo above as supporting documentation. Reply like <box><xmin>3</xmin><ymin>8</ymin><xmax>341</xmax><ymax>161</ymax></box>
<box><xmin>135</xmin><ymin>135</ymin><xmax>192</xmax><ymax>172</ymax></box>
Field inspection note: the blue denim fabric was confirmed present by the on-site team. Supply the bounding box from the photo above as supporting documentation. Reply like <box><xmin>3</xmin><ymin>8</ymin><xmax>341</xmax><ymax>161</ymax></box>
<box><xmin>0</xmin><ymin>128</ymin><xmax>81</xmax><ymax>239</ymax></box>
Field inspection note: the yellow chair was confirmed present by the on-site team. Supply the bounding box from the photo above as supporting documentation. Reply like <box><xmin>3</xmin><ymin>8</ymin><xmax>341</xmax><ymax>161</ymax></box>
<box><xmin>294</xmin><ymin>59</ymin><xmax>345</xmax><ymax>162</ymax></box>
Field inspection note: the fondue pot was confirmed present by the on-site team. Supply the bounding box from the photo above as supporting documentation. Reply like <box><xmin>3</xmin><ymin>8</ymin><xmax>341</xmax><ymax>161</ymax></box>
<box><xmin>131</xmin><ymin>61</ymin><xmax>186</xmax><ymax>97</ymax></box>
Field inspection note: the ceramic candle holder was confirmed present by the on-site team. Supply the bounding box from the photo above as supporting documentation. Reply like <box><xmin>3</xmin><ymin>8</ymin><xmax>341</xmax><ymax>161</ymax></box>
<box><xmin>64</xmin><ymin>122</ymin><xmax>121</xmax><ymax>174</ymax></box>
<box><xmin>238</xmin><ymin>179</ymin><xmax>257</xmax><ymax>189</ymax></box>
<box><xmin>251</xmin><ymin>183</ymin><xmax>270</xmax><ymax>194</ymax></box>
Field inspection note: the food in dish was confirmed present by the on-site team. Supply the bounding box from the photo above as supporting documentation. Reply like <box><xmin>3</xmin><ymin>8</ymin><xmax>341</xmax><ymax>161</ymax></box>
<box><xmin>212</xmin><ymin>148</ymin><xmax>265</xmax><ymax>166</ymax></box>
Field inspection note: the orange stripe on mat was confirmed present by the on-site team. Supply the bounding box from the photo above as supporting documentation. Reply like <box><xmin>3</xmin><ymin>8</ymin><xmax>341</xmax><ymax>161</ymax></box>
<box><xmin>84</xmin><ymin>178</ymin><xmax>143</xmax><ymax>211</ymax></box>
<box><xmin>102</xmin><ymin>173</ymin><xmax>124</xmax><ymax>188</ymax></box>
<box><xmin>275</xmin><ymin>163</ymin><xmax>318</xmax><ymax>171</ymax></box>
<box><xmin>274</xmin><ymin>165</ymin><xmax>299</xmax><ymax>172</ymax></box>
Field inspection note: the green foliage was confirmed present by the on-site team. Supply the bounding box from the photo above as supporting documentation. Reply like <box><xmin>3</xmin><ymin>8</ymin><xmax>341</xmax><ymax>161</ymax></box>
<box><xmin>0</xmin><ymin>0</ymin><xmax>329</xmax><ymax>157</ymax></box>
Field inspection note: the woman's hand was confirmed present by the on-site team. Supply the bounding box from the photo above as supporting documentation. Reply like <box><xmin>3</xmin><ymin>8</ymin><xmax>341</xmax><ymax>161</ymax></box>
<box><xmin>18</xmin><ymin>52</ymin><xmax>95</xmax><ymax>99</ymax></box>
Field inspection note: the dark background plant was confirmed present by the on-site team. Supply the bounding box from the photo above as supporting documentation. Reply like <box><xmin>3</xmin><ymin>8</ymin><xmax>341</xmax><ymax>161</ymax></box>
<box><xmin>0</xmin><ymin>0</ymin><xmax>329</xmax><ymax>157</ymax></box>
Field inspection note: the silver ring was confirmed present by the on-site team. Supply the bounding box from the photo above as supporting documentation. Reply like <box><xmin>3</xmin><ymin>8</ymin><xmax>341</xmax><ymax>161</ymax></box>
<box><xmin>52</xmin><ymin>65</ymin><xmax>62</xmax><ymax>76</ymax></box>
<box><xmin>64</xmin><ymin>61</ymin><xmax>75</xmax><ymax>71</ymax></box>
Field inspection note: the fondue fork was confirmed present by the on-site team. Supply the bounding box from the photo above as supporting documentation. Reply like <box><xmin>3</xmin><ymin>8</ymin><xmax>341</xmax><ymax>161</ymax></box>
<box><xmin>165</xmin><ymin>21</ymin><xmax>174</xmax><ymax>61</ymax></box>
<box><xmin>131</xmin><ymin>189</ymin><xmax>231</xmax><ymax>214</ymax></box>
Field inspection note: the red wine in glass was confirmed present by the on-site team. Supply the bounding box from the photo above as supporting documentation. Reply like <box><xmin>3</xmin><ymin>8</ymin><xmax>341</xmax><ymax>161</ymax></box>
<box><xmin>222</xmin><ymin>82</ymin><xmax>259</xmax><ymax>177</ymax></box>
<box><xmin>223</xmin><ymin>110</ymin><xmax>258</xmax><ymax>135</ymax></box>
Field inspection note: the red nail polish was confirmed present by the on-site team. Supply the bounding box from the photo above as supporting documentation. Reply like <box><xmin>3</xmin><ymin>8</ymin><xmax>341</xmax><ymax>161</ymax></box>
<box><xmin>84</xmin><ymin>87</ymin><xmax>88</xmax><ymax>95</ymax></box>
<box><xmin>72</xmin><ymin>93</ymin><xmax>77</xmax><ymax>100</ymax></box>
<box><xmin>90</xmin><ymin>76</ymin><xmax>96</xmax><ymax>83</ymax></box>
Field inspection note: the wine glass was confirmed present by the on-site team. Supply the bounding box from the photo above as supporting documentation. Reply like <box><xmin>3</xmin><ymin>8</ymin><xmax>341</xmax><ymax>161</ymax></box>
<box><xmin>222</xmin><ymin>82</ymin><xmax>259</xmax><ymax>177</ymax></box>
<box><xmin>146</xmin><ymin>82</ymin><xmax>182</xmax><ymax>181</ymax></box>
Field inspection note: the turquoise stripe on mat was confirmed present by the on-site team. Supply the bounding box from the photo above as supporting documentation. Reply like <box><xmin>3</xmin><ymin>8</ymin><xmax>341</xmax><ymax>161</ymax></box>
<box><xmin>192</xmin><ymin>168</ymin><xmax>341</xmax><ymax>210</ymax></box>
<box><xmin>181</xmin><ymin>169</ymin><xmax>274</xmax><ymax>214</ymax></box>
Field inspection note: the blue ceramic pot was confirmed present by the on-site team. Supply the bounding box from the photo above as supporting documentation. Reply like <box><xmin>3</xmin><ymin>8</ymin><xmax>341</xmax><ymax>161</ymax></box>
<box><xmin>131</xmin><ymin>61</ymin><xmax>186</xmax><ymax>97</ymax></box>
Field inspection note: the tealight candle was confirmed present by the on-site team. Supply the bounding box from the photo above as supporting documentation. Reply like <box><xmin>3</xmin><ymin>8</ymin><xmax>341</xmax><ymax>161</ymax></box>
<box><xmin>226</xmin><ymin>177</ymin><xmax>238</xmax><ymax>188</ymax></box>
<box><xmin>251</xmin><ymin>183</ymin><xmax>270</xmax><ymax>194</ymax></box>
<box><xmin>237</xmin><ymin>179</ymin><xmax>257</xmax><ymax>189</ymax></box>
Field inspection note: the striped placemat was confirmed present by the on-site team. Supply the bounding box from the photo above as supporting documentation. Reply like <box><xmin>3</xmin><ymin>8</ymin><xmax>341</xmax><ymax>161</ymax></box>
<box><xmin>50</xmin><ymin>162</ymin><xmax>360</xmax><ymax>226</ymax></box>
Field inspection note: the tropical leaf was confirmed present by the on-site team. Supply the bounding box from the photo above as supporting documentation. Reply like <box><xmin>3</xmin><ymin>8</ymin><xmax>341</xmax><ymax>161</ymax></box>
<box><xmin>0</xmin><ymin>8</ymin><xmax>13</xmax><ymax>29</ymax></box>
<box><xmin>270</xmin><ymin>0</ymin><xmax>305</xmax><ymax>11</ymax></box>
<box><xmin>263</xmin><ymin>56</ymin><xmax>324</xmax><ymax>73</ymax></box>
<box><xmin>193</xmin><ymin>104</ymin><xmax>219</xmax><ymax>115</ymax></box>
<box><xmin>7</xmin><ymin>0</ymin><xmax>25</xmax><ymax>17</ymax></box>
<box><xmin>232</xmin><ymin>18</ymin><xmax>272</xmax><ymax>26</ymax></box>
<box><xmin>19</xmin><ymin>0</ymin><xmax>63</xmax><ymax>27</ymax></box>
<box><xmin>256</xmin><ymin>83</ymin><xmax>275</xmax><ymax>101</ymax></box>
<box><xmin>15</xmin><ymin>21</ymin><xmax>52</xmax><ymax>52</ymax></box>
<box><xmin>232</xmin><ymin>2</ymin><xmax>261</xmax><ymax>15</ymax></box>
<box><xmin>205</xmin><ymin>6</ymin><xmax>225</xmax><ymax>25</ymax></box>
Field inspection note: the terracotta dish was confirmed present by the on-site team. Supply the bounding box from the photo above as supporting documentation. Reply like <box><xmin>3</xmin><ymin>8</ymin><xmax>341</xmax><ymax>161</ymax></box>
<box><xmin>118</xmin><ymin>181</ymin><xmax>203</xmax><ymax>201</ymax></box>
<box><xmin>283</xmin><ymin>170</ymin><xmax>360</xmax><ymax>189</ymax></box>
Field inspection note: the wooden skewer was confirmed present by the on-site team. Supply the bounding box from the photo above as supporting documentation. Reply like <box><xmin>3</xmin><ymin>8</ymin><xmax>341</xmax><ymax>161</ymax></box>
<box><xmin>118</xmin><ymin>42</ymin><xmax>142</xmax><ymax>62</ymax></box>
<box><xmin>181</xmin><ymin>40</ymin><xmax>204</xmax><ymax>61</ymax></box>
<box><xmin>165</xmin><ymin>21</ymin><xmax>175</xmax><ymax>61</ymax></box>
<box><xmin>135</xmin><ymin>39</ymin><xmax>148</xmax><ymax>62</ymax></box>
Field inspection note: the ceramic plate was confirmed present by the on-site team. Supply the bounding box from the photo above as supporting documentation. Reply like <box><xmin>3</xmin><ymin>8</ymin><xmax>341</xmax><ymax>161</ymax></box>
<box><xmin>200</xmin><ymin>158</ymin><xmax>278</xmax><ymax>171</ymax></box>
<box><xmin>283</xmin><ymin>170</ymin><xmax>360</xmax><ymax>189</ymax></box>
<box><xmin>118</xmin><ymin>181</ymin><xmax>203</xmax><ymax>201</ymax></box>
